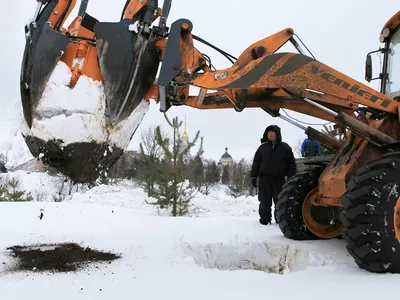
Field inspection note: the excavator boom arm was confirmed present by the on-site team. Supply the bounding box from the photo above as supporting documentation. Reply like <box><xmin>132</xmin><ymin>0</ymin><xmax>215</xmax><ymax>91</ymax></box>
<box><xmin>152</xmin><ymin>18</ymin><xmax>399</xmax><ymax>148</ymax></box>
<box><xmin>157</xmin><ymin>19</ymin><xmax>397</xmax><ymax>115</ymax></box>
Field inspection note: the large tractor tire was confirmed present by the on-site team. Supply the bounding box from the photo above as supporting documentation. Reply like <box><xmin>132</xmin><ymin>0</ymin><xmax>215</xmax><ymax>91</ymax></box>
<box><xmin>340</xmin><ymin>151</ymin><xmax>400</xmax><ymax>273</ymax></box>
<box><xmin>276</xmin><ymin>167</ymin><xmax>343</xmax><ymax>240</ymax></box>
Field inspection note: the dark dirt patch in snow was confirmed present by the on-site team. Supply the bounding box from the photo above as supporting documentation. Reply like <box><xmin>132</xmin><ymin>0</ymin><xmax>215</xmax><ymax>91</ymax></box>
<box><xmin>6</xmin><ymin>243</ymin><xmax>120</xmax><ymax>272</ymax></box>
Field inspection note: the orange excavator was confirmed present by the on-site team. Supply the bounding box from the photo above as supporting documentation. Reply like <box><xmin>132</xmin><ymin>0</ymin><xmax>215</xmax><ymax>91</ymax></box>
<box><xmin>21</xmin><ymin>0</ymin><xmax>400</xmax><ymax>273</ymax></box>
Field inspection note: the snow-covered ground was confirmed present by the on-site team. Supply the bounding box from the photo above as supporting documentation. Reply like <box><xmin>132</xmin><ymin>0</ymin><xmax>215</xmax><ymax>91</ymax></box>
<box><xmin>0</xmin><ymin>170</ymin><xmax>399</xmax><ymax>300</ymax></box>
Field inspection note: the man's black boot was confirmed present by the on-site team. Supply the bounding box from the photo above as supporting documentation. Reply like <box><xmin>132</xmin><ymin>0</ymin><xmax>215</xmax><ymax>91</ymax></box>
<box><xmin>259</xmin><ymin>219</ymin><xmax>271</xmax><ymax>225</ymax></box>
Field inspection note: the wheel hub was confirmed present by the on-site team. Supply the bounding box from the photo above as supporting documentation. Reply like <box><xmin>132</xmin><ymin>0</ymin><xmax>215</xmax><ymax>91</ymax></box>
<box><xmin>302</xmin><ymin>188</ymin><xmax>343</xmax><ymax>239</ymax></box>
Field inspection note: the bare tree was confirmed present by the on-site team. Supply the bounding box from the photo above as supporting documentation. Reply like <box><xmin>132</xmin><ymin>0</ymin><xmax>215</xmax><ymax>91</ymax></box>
<box><xmin>187</xmin><ymin>155</ymin><xmax>205</xmax><ymax>191</ymax></box>
<box><xmin>138</xmin><ymin>126</ymin><xmax>168</xmax><ymax>197</ymax></box>
<box><xmin>52</xmin><ymin>173</ymin><xmax>70</xmax><ymax>202</ymax></box>
<box><xmin>202</xmin><ymin>159</ymin><xmax>220</xmax><ymax>195</ymax></box>
<box><xmin>226</xmin><ymin>158</ymin><xmax>250</xmax><ymax>198</ymax></box>
<box><xmin>294</xmin><ymin>139</ymin><xmax>303</xmax><ymax>157</ymax></box>
<box><xmin>221</xmin><ymin>165</ymin><xmax>230</xmax><ymax>184</ymax></box>
<box><xmin>140</xmin><ymin>126</ymin><xmax>166</xmax><ymax>159</ymax></box>
<box><xmin>241</xmin><ymin>159</ymin><xmax>257</xmax><ymax>196</ymax></box>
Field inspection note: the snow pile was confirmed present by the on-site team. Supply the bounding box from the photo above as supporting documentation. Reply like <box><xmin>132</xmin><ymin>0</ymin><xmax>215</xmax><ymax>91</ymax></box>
<box><xmin>190</xmin><ymin>185</ymin><xmax>259</xmax><ymax>217</ymax></box>
<box><xmin>0</xmin><ymin>99</ymin><xmax>34</xmax><ymax>168</ymax></box>
<box><xmin>0</xmin><ymin>170</ymin><xmax>261</xmax><ymax>217</ymax></box>
<box><xmin>65</xmin><ymin>180</ymin><xmax>260</xmax><ymax>217</ymax></box>
<box><xmin>24</xmin><ymin>61</ymin><xmax>149</xmax><ymax>149</ymax></box>
<box><xmin>68</xmin><ymin>180</ymin><xmax>159</xmax><ymax>214</ymax></box>
<box><xmin>181</xmin><ymin>240</ymin><xmax>342</xmax><ymax>273</ymax></box>
<box><xmin>1</xmin><ymin>133</ymin><xmax>34</xmax><ymax>169</ymax></box>
<box><xmin>0</xmin><ymin>170</ymin><xmax>89</xmax><ymax>202</ymax></box>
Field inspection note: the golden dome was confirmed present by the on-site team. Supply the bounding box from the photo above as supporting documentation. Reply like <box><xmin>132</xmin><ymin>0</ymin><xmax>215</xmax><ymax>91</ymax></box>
<box><xmin>182</xmin><ymin>115</ymin><xmax>189</xmax><ymax>139</ymax></box>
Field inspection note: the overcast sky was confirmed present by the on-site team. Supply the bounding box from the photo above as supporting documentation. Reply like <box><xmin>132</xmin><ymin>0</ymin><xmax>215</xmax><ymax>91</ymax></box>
<box><xmin>0</xmin><ymin>0</ymin><xmax>397</xmax><ymax>162</ymax></box>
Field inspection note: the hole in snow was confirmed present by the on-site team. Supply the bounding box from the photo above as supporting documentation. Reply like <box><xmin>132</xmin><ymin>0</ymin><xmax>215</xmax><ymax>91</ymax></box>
<box><xmin>182</xmin><ymin>241</ymin><xmax>340</xmax><ymax>274</ymax></box>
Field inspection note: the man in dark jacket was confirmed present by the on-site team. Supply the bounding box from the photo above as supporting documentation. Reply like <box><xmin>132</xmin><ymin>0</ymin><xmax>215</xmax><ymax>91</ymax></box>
<box><xmin>250</xmin><ymin>125</ymin><xmax>297</xmax><ymax>225</ymax></box>
<box><xmin>301</xmin><ymin>135</ymin><xmax>321</xmax><ymax>157</ymax></box>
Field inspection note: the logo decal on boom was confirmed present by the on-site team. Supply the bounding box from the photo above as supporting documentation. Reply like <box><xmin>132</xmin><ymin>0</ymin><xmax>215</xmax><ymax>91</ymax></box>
<box><xmin>311</xmin><ymin>65</ymin><xmax>391</xmax><ymax>108</ymax></box>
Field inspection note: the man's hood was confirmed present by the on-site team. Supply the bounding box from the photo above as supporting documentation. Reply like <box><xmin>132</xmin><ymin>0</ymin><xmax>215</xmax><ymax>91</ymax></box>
<box><xmin>261</xmin><ymin>125</ymin><xmax>282</xmax><ymax>143</ymax></box>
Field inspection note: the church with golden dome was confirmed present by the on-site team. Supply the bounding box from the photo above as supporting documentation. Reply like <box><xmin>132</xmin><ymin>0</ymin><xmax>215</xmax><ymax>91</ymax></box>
<box><xmin>179</xmin><ymin>116</ymin><xmax>191</xmax><ymax>163</ymax></box>
<box><xmin>178</xmin><ymin>117</ymin><xmax>234</xmax><ymax>172</ymax></box>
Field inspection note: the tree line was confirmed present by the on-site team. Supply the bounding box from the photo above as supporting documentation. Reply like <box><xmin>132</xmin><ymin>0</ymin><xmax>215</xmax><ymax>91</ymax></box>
<box><xmin>106</xmin><ymin>114</ymin><xmax>256</xmax><ymax>216</ymax></box>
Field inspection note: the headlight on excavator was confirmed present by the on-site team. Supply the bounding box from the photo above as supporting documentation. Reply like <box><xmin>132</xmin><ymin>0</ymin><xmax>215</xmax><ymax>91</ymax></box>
<box><xmin>380</xmin><ymin>27</ymin><xmax>391</xmax><ymax>43</ymax></box>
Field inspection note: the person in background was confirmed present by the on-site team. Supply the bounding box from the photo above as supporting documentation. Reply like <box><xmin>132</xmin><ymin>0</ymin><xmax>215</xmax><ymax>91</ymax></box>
<box><xmin>250</xmin><ymin>125</ymin><xmax>297</xmax><ymax>225</ymax></box>
<box><xmin>301</xmin><ymin>135</ymin><xmax>321</xmax><ymax>157</ymax></box>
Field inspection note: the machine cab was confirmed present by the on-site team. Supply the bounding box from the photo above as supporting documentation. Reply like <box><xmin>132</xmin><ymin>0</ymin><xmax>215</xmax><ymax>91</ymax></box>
<box><xmin>366</xmin><ymin>10</ymin><xmax>400</xmax><ymax>100</ymax></box>
<box><xmin>384</xmin><ymin>22</ymin><xmax>400</xmax><ymax>99</ymax></box>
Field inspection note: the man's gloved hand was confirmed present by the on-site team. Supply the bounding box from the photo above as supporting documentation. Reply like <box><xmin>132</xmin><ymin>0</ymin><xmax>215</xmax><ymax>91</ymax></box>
<box><xmin>251</xmin><ymin>177</ymin><xmax>257</xmax><ymax>188</ymax></box>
